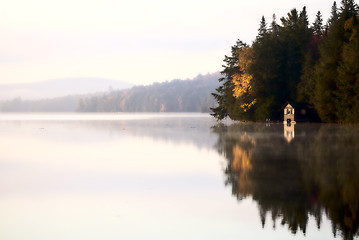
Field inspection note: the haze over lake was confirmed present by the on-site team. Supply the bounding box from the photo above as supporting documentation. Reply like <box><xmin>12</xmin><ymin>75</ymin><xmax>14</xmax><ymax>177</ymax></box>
<box><xmin>0</xmin><ymin>113</ymin><xmax>358</xmax><ymax>240</ymax></box>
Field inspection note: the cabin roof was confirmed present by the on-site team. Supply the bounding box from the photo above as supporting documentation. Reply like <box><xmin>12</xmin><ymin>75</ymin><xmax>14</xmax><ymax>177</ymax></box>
<box><xmin>282</xmin><ymin>101</ymin><xmax>311</xmax><ymax>109</ymax></box>
<box><xmin>282</xmin><ymin>101</ymin><xmax>294</xmax><ymax>109</ymax></box>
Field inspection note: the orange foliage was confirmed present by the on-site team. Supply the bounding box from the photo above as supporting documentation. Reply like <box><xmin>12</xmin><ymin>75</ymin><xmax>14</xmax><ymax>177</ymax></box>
<box><xmin>232</xmin><ymin>46</ymin><xmax>256</xmax><ymax>112</ymax></box>
<box><xmin>231</xmin><ymin>134</ymin><xmax>256</xmax><ymax>196</ymax></box>
<box><xmin>232</xmin><ymin>144</ymin><xmax>252</xmax><ymax>173</ymax></box>
<box><xmin>232</xmin><ymin>136</ymin><xmax>255</xmax><ymax>196</ymax></box>
<box><xmin>240</xmin><ymin>99</ymin><xmax>257</xmax><ymax>112</ymax></box>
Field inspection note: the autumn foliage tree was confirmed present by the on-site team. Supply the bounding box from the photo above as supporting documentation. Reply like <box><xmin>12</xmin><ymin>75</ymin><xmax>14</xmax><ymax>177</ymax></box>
<box><xmin>231</xmin><ymin>45</ymin><xmax>256</xmax><ymax>120</ymax></box>
<box><xmin>210</xmin><ymin>40</ymin><xmax>257</xmax><ymax>121</ymax></box>
<box><xmin>212</xmin><ymin>1</ymin><xmax>359</xmax><ymax>123</ymax></box>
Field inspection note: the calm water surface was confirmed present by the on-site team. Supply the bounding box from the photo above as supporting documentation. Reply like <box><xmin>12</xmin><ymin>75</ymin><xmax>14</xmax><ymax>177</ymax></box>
<box><xmin>0</xmin><ymin>113</ymin><xmax>358</xmax><ymax>240</ymax></box>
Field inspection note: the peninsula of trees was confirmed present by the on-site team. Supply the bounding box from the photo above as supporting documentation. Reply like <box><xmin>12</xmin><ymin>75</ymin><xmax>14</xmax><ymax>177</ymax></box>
<box><xmin>211</xmin><ymin>0</ymin><xmax>359</xmax><ymax>123</ymax></box>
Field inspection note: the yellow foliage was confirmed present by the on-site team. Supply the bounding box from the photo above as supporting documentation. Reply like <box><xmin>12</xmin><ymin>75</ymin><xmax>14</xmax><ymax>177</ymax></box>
<box><xmin>232</xmin><ymin>46</ymin><xmax>256</xmax><ymax>111</ymax></box>
<box><xmin>232</xmin><ymin>73</ymin><xmax>252</xmax><ymax>98</ymax></box>
<box><xmin>232</xmin><ymin>145</ymin><xmax>252</xmax><ymax>195</ymax></box>
<box><xmin>232</xmin><ymin>144</ymin><xmax>252</xmax><ymax>172</ymax></box>
<box><xmin>240</xmin><ymin>99</ymin><xmax>257</xmax><ymax>112</ymax></box>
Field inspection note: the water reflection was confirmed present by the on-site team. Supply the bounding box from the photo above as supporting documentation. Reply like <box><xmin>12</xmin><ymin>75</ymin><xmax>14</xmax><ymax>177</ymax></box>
<box><xmin>0</xmin><ymin>114</ymin><xmax>226</xmax><ymax>240</ymax></box>
<box><xmin>284</xmin><ymin>123</ymin><xmax>295</xmax><ymax>142</ymax></box>
<box><xmin>0</xmin><ymin>113</ymin><xmax>218</xmax><ymax>150</ymax></box>
<box><xmin>213</xmin><ymin>123</ymin><xmax>359</xmax><ymax>240</ymax></box>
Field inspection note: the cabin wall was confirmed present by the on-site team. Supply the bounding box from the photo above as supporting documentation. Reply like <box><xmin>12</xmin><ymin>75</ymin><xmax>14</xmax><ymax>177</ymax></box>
<box><xmin>284</xmin><ymin>107</ymin><xmax>295</xmax><ymax>123</ymax></box>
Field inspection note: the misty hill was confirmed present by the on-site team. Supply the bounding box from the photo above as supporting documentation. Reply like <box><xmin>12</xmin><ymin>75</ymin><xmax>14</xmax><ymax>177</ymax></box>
<box><xmin>0</xmin><ymin>73</ymin><xmax>221</xmax><ymax>112</ymax></box>
<box><xmin>0</xmin><ymin>78</ymin><xmax>133</xmax><ymax>101</ymax></box>
<box><xmin>77</xmin><ymin>72</ymin><xmax>221</xmax><ymax>112</ymax></box>
<box><xmin>0</xmin><ymin>95</ymin><xmax>83</xmax><ymax>112</ymax></box>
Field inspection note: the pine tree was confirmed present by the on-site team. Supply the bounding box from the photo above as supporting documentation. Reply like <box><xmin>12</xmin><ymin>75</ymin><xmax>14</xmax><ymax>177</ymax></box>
<box><xmin>336</xmin><ymin>11</ymin><xmax>359</xmax><ymax>122</ymax></box>
<box><xmin>279</xmin><ymin>8</ymin><xmax>312</xmax><ymax>102</ymax></box>
<box><xmin>298</xmin><ymin>11</ymin><xmax>324</xmax><ymax>104</ymax></box>
<box><xmin>299</xmin><ymin>7</ymin><xmax>310</xmax><ymax>29</ymax></box>
<box><xmin>313</xmin><ymin>0</ymin><xmax>358</xmax><ymax>122</ymax></box>
<box><xmin>313</xmin><ymin>11</ymin><xmax>324</xmax><ymax>38</ymax></box>
<box><xmin>211</xmin><ymin>40</ymin><xmax>246</xmax><ymax>121</ymax></box>
<box><xmin>271</xmin><ymin>14</ymin><xmax>279</xmax><ymax>35</ymax></box>
<box><xmin>328</xmin><ymin>1</ymin><xmax>339</xmax><ymax>27</ymax></box>
<box><xmin>211</xmin><ymin>0</ymin><xmax>359</xmax><ymax>123</ymax></box>
<box><xmin>340</xmin><ymin>0</ymin><xmax>359</xmax><ymax>19</ymax></box>
<box><xmin>298</xmin><ymin>52</ymin><xmax>316</xmax><ymax>104</ymax></box>
<box><xmin>258</xmin><ymin>16</ymin><xmax>267</xmax><ymax>38</ymax></box>
<box><xmin>297</xmin><ymin>7</ymin><xmax>313</xmax><ymax>59</ymax></box>
<box><xmin>250</xmin><ymin>15</ymin><xmax>283</xmax><ymax>120</ymax></box>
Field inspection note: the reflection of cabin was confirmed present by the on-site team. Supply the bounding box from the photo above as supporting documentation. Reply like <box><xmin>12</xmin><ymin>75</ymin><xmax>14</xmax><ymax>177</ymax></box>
<box><xmin>283</xmin><ymin>103</ymin><xmax>296</xmax><ymax>124</ymax></box>
<box><xmin>282</xmin><ymin>101</ymin><xmax>320</xmax><ymax>123</ymax></box>
<box><xmin>284</xmin><ymin>123</ymin><xmax>295</xmax><ymax>143</ymax></box>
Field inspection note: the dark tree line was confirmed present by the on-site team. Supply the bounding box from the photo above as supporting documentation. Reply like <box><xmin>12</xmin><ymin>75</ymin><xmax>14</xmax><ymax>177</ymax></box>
<box><xmin>212</xmin><ymin>1</ymin><xmax>359</xmax><ymax>123</ymax></box>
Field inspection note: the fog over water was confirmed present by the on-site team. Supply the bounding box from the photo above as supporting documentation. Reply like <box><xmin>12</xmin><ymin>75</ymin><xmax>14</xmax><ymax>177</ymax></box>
<box><xmin>0</xmin><ymin>113</ymin><xmax>358</xmax><ymax>240</ymax></box>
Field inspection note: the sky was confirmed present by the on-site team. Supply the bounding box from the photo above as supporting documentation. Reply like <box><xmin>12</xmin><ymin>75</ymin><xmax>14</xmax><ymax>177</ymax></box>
<box><xmin>0</xmin><ymin>0</ymin><xmax>334</xmax><ymax>86</ymax></box>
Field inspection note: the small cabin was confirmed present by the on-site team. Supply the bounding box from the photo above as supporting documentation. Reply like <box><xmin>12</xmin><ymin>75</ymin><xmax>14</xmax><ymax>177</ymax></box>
<box><xmin>282</xmin><ymin>101</ymin><xmax>321</xmax><ymax>123</ymax></box>
<box><xmin>283</xmin><ymin>103</ymin><xmax>296</xmax><ymax>124</ymax></box>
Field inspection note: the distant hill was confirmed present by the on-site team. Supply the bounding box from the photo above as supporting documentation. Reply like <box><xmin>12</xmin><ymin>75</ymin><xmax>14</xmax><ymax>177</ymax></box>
<box><xmin>0</xmin><ymin>78</ymin><xmax>133</xmax><ymax>101</ymax></box>
<box><xmin>0</xmin><ymin>95</ymin><xmax>81</xmax><ymax>112</ymax></box>
<box><xmin>0</xmin><ymin>73</ymin><xmax>221</xmax><ymax>112</ymax></box>
<box><xmin>77</xmin><ymin>72</ymin><xmax>221</xmax><ymax>112</ymax></box>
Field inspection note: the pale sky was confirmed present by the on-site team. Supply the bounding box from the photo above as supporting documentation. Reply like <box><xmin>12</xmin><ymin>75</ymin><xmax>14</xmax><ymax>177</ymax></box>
<box><xmin>0</xmin><ymin>0</ymin><xmax>333</xmax><ymax>85</ymax></box>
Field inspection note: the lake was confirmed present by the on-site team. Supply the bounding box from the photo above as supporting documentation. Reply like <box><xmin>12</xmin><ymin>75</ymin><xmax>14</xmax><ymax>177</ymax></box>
<box><xmin>0</xmin><ymin>113</ymin><xmax>358</xmax><ymax>240</ymax></box>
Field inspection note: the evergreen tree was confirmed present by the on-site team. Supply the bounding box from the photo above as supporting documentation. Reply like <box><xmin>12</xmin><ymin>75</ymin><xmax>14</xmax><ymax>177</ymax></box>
<box><xmin>328</xmin><ymin>1</ymin><xmax>339</xmax><ymax>27</ymax></box>
<box><xmin>271</xmin><ymin>14</ymin><xmax>279</xmax><ymax>35</ymax></box>
<box><xmin>340</xmin><ymin>0</ymin><xmax>359</xmax><ymax>19</ymax></box>
<box><xmin>211</xmin><ymin>40</ymin><xmax>246</xmax><ymax>120</ymax></box>
<box><xmin>313</xmin><ymin>11</ymin><xmax>324</xmax><ymax>38</ymax></box>
<box><xmin>249</xmin><ymin>9</ymin><xmax>312</xmax><ymax>120</ymax></box>
<box><xmin>336</xmin><ymin>16</ymin><xmax>359</xmax><ymax>122</ymax></box>
<box><xmin>299</xmin><ymin>7</ymin><xmax>310</xmax><ymax>30</ymax></box>
<box><xmin>211</xmin><ymin>1</ymin><xmax>359</xmax><ymax>123</ymax></box>
<box><xmin>298</xmin><ymin>11</ymin><xmax>324</xmax><ymax>104</ymax></box>
<box><xmin>278</xmin><ymin>8</ymin><xmax>312</xmax><ymax>103</ymax></box>
<box><xmin>211</xmin><ymin>85</ymin><xmax>230</xmax><ymax>120</ymax></box>
<box><xmin>250</xmin><ymin>16</ymin><xmax>283</xmax><ymax>120</ymax></box>
<box><xmin>297</xmin><ymin>52</ymin><xmax>316</xmax><ymax>104</ymax></box>
<box><xmin>314</xmin><ymin>0</ymin><xmax>358</xmax><ymax>122</ymax></box>
<box><xmin>258</xmin><ymin>16</ymin><xmax>267</xmax><ymax>38</ymax></box>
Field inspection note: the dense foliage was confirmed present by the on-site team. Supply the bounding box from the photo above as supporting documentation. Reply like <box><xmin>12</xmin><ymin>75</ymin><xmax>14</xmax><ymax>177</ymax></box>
<box><xmin>76</xmin><ymin>73</ymin><xmax>220</xmax><ymax>112</ymax></box>
<box><xmin>212</xmin><ymin>0</ymin><xmax>359</xmax><ymax>123</ymax></box>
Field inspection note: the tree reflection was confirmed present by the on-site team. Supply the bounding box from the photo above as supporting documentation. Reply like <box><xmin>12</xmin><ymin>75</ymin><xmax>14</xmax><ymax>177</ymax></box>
<box><xmin>213</xmin><ymin>123</ymin><xmax>359</xmax><ymax>240</ymax></box>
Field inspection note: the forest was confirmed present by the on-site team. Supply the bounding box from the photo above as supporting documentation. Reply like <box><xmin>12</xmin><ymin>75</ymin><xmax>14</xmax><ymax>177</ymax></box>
<box><xmin>0</xmin><ymin>73</ymin><xmax>220</xmax><ymax>112</ymax></box>
<box><xmin>211</xmin><ymin>0</ymin><xmax>359</xmax><ymax>123</ymax></box>
<box><xmin>76</xmin><ymin>73</ymin><xmax>220</xmax><ymax>112</ymax></box>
